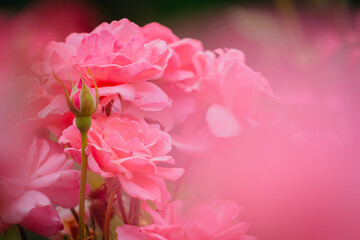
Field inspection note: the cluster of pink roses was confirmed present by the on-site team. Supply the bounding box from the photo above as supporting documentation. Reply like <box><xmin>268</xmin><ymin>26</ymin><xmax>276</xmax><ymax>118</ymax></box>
<box><xmin>1</xmin><ymin>18</ymin><xmax>276</xmax><ymax>239</ymax></box>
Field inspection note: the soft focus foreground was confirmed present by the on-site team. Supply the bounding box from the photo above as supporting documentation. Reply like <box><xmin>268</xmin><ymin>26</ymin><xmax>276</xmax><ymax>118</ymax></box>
<box><xmin>0</xmin><ymin>1</ymin><xmax>359</xmax><ymax>240</ymax></box>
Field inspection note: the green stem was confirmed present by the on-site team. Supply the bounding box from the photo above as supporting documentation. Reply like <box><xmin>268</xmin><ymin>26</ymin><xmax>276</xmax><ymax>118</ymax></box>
<box><xmin>79</xmin><ymin>130</ymin><xmax>88</xmax><ymax>240</ymax></box>
<box><xmin>104</xmin><ymin>189</ymin><xmax>116</xmax><ymax>240</ymax></box>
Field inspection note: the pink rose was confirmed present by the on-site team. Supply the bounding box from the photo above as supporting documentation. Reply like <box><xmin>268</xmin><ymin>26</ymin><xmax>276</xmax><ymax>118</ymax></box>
<box><xmin>142</xmin><ymin>22</ymin><xmax>204</xmax><ymax>83</ymax></box>
<box><xmin>176</xmin><ymin>48</ymin><xmax>277</xmax><ymax>139</ymax></box>
<box><xmin>59</xmin><ymin>114</ymin><xmax>184</xmax><ymax>206</ymax></box>
<box><xmin>117</xmin><ymin>199</ymin><xmax>252</xmax><ymax>240</ymax></box>
<box><xmin>195</xmin><ymin>49</ymin><xmax>276</xmax><ymax>137</ymax></box>
<box><xmin>0</xmin><ymin>138</ymin><xmax>82</xmax><ymax>237</ymax></box>
<box><xmin>33</xmin><ymin>19</ymin><xmax>172</xmax><ymax>111</ymax></box>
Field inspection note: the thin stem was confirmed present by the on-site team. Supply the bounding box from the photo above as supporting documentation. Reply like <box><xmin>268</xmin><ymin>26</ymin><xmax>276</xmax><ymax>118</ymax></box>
<box><xmin>91</xmin><ymin>215</ymin><xmax>96</xmax><ymax>240</ymax></box>
<box><xmin>131</xmin><ymin>198</ymin><xmax>140</xmax><ymax>226</ymax></box>
<box><xmin>17</xmin><ymin>225</ymin><xmax>27</xmax><ymax>240</ymax></box>
<box><xmin>104</xmin><ymin>189</ymin><xmax>116</xmax><ymax>240</ymax></box>
<box><xmin>128</xmin><ymin>198</ymin><xmax>135</xmax><ymax>223</ymax></box>
<box><xmin>79</xmin><ymin>130</ymin><xmax>88</xmax><ymax>240</ymax></box>
<box><xmin>70</xmin><ymin>208</ymin><xmax>79</xmax><ymax>224</ymax></box>
<box><xmin>116</xmin><ymin>189</ymin><xmax>129</xmax><ymax>224</ymax></box>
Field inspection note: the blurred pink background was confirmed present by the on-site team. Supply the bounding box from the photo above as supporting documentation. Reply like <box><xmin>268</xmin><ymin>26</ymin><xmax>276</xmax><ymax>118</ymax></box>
<box><xmin>171</xmin><ymin>5</ymin><xmax>360</xmax><ymax>240</ymax></box>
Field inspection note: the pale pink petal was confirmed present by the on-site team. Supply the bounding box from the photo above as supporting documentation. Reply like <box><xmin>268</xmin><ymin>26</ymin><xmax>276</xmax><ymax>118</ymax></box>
<box><xmin>37</xmin><ymin>95</ymin><xmax>68</xmax><ymax>119</ymax></box>
<box><xmin>118</xmin><ymin>174</ymin><xmax>159</xmax><ymax>202</ymax></box>
<box><xmin>86</xmin><ymin>62</ymin><xmax>163</xmax><ymax>83</ymax></box>
<box><xmin>108</xmin><ymin>19</ymin><xmax>144</xmax><ymax>43</ymax></box>
<box><xmin>131</xmin><ymin>82</ymin><xmax>172</xmax><ymax>111</ymax></box>
<box><xmin>146</xmin><ymin>131</ymin><xmax>172</xmax><ymax>157</ymax></box>
<box><xmin>138</xmin><ymin>40</ymin><xmax>171</xmax><ymax>71</ymax></box>
<box><xmin>169</xmin><ymin>38</ymin><xmax>203</xmax><ymax>67</ymax></box>
<box><xmin>117</xmin><ymin>38</ymin><xmax>144</xmax><ymax>59</ymax></box>
<box><xmin>87</xmin><ymin>143</ymin><xmax>119</xmax><ymax>175</ymax></box>
<box><xmin>59</xmin><ymin>125</ymin><xmax>81</xmax><ymax>148</ymax></box>
<box><xmin>98</xmin><ymin>84</ymin><xmax>135</xmax><ymax>101</ymax></box>
<box><xmin>45</xmin><ymin>41</ymin><xmax>76</xmax><ymax>73</ymax></box>
<box><xmin>77</xmin><ymin>30</ymin><xmax>116</xmax><ymax>60</ymax></box>
<box><xmin>156</xmin><ymin>167</ymin><xmax>184</xmax><ymax>181</ymax></box>
<box><xmin>150</xmin><ymin>156</ymin><xmax>175</xmax><ymax>165</ymax></box>
<box><xmin>205</xmin><ymin>104</ymin><xmax>242</xmax><ymax>138</ymax></box>
<box><xmin>220</xmin><ymin>60</ymin><xmax>276</xmax><ymax>116</ymax></box>
<box><xmin>35</xmin><ymin>170</ymin><xmax>82</xmax><ymax>208</ymax></box>
<box><xmin>142</xmin><ymin>22</ymin><xmax>179</xmax><ymax>44</ymax></box>
<box><xmin>119</xmin><ymin>157</ymin><xmax>157</xmax><ymax>175</ymax></box>
<box><xmin>32</xmin><ymin>149</ymin><xmax>72</xmax><ymax>180</ymax></box>
<box><xmin>1</xmin><ymin>191</ymin><xmax>51</xmax><ymax>223</ymax></box>
<box><xmin>63</xmin><ymin>148</ymin><xmax>82</xmax><ymax>165</ymax></box>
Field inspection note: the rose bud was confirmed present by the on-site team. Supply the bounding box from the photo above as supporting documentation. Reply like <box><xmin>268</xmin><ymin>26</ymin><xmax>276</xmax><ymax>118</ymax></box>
<box><xmin>53</xmin><ymin>70</ymin><xmax>99</xmax><ymax>133</ymax></box>
<box><xmin>68</xmin><ymin>78</ymin><xmax>97</xmax><ymax>117</ymax></box>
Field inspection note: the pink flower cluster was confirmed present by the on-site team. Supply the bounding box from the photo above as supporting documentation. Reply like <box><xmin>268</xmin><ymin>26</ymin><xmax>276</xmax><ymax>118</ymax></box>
<box><xmin>1</xmin><ymin>17</ymin><xmax>276</xmax><ymax>239</ymax></box>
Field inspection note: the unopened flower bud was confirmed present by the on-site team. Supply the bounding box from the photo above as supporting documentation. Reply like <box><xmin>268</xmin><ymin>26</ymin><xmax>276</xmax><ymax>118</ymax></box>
<box><xmin>53</xmin><ymin>71</ymin><xmax>99</xmax><ymax>134</ymax></box>
<box><xmin>52</xmin><ymin>71</ymin><xmax>99</xmax><ymax>118</ymax></box>
<box><xmin>69</xmin><ymin>78</ymin><xmax>97</xmax><ymax>117</ymax></box>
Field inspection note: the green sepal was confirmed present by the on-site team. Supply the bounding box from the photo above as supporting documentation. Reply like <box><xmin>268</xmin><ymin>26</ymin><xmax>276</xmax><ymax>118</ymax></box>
<box><xmin>86</xmin><ymin>68</ymin><xmax>99</xmax><ymax>115</ymax></box>
<box><xmin>52</xmin><ymin>71</ymin><xmax>80</xmax><ymax>115</ymax></box>
<box><xmin>79</xmin><ymin>77</ymin><xmax>96</xmax><ymax>116</ymax></box>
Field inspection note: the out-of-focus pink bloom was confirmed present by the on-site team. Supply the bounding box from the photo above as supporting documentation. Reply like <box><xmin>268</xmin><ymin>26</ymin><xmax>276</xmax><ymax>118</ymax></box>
<box><xmin>169</xmin><ymin>8</ymin><xmax>360</xmax><ymax>240</ymax></box>
<box><xmin>18</xmin><ymin>75</ymin><xmax>73</xmax><ymax>137</ymax></box>
<box><xmin>117</xmin><ymin>199</ymin><xmax>251</xmax><ymax>240</ymax></box>
<box><xmin>59</xmin><ymin>114</ymin><xmax>184</xmax><ymax>206</ymax></box>
<box><xmin>193</xmin><ymin>49</ymin><xmax>276</xmax><ymax>138</ymax></box>
<box><xmin>155</xmin><ymin>49</ymin><xmax>277</xmax><ymax>156</ymax></box>
<box><xmin>34</xmin><ymin>19</ymin><xmax>173</xmax><ymax>111</ymax></box>
<box><xmin>0</xmin><ymin>138</ymin><xmax>82</xmax><ymax>237</ymax></box>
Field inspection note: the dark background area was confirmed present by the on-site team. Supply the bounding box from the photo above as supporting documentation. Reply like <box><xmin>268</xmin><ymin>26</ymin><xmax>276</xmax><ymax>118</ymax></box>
<box><xmin>1</xmin><ymin>0</ymin><xmax>359</xmax><ymax>26</ymax></box>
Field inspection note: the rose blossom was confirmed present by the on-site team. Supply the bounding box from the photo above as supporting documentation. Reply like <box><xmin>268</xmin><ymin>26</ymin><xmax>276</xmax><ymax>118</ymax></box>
<box><xmin>0</xmin><ymin>138</ymin><xmax>83</xmax><ymax>237</ymax></box>
<box><xmin>59</xmin><ymin>114</ymin><xmax>184</xmax><ymax>207</ymax></box>
<box><xmin>186</xmin><ymin>48</ymin><xmax>277</xmax><ymax>138</ymax></box>
<box><xmin>33</xmin><ymin>18</ymin><xmax>173</xmax><ymax>112</ymax></box>
<box><xmin>142</xmin><ymin>22</ymin><xmax>204</xmax><ymax>83</ymax></box>
<box><xmin>116</xmin><ymin>199</ymin><xmax>253</xmax><ymax>240</ymax></box>
<box><xmin>156</xmin><ymin>48</ymin><xmax>277</xmax><ymax>156</ymax></box>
